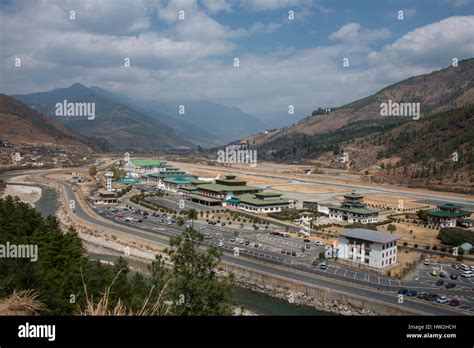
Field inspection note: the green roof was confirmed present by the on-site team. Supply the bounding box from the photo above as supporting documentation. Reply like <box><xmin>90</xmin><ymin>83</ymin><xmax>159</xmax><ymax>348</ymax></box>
<box><xmin>330</xmin><ymin>206</ymin><xmax>378</xmax><ymax>215</ymax></box>
<box><xmin>164</xmin><ymin>177</ymin><xmax>199</xmax><ymax>184</ymax></box>
<box><xmin>255</xmin><ymin>192</ymin><xmax>282</xmax><ymax>197</ymax></box>
<box><xmin>130</xmin><ymin>159</ymin><xmax>164</xmax><ymax>167</ymax></box>
<box><xmin>196</xmin><ymin>183</ymin><xmax>260</xmax><ymax>193</ymax></box>
<box><xmin>457</xmin><ymin>218</ymin><xmax>474</xmax><ymax>223</ymax></box>
<box><xmin>233</xmin><ymin>193</ymin><xmax>291</xmax><ymax>206</ymax></box>
<box><xmin>439</xmin><ymin>203</ymin><xmax>463</xmax><ymax>209</ymax></box>
<box><xmin>146</xmin><ymin>172</ymin><xmax>187</xmax><ymax>178</ymax></box>
<box><xmin>428</xmin><ymin>210</ymin><xmax>470</xmax><ymax>218</ymax></box>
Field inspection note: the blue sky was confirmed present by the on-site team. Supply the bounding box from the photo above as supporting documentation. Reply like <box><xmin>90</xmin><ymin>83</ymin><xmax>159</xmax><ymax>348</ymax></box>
<box><xmin>1</xmin><ymin>0</ymin><xmax>474</xmax><ymax>125</ymax></box>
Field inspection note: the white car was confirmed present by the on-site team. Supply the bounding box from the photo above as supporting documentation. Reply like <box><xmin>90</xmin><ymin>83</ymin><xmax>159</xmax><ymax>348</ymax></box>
<box><xmin>315</xmin><ymin>241</ymin><xmax>325</xmax><ymax>247</ymax></box>
<box><xmin>460</xmin><ymin>264</ymin><xmax>470</xmax><ymax>271</ymax></box>
<box><xmin>218</xmin><ymin>241</ymin><xmax>224</xmax><ymax>247</ymax></box>
<box><xmin>423</xmin><ymin>259</ymin><xmax>430</xmax><ymax>266</ymax></box>
<box><xmin>436</xmin><ymin>296</ymin><xmax>449</xmax><ymax>304</ymax></box>
<box><xmin>461</xmin><ymin>271</ymin><xmax>472</xmax><ymax>278</ymax></box>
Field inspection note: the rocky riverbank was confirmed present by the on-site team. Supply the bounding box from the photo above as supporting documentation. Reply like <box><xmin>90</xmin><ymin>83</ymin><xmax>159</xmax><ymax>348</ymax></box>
<box><xmin>226</xmin><ymin>271</ymin><xmax>377</xmax><ymax>316</ymax></box>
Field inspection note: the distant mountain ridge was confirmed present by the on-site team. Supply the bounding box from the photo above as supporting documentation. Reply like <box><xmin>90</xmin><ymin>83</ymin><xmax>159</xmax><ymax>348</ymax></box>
<box><xmin>0</xmin><ymin>94</ymin><xmax>109</xmax><ymax>151</ymax></box>
<box><xmin>241</xmin><ymin>58</ymin><xmax>474</xmax><ymax>193</ymax></box>
<box><xmin>245</xmin><ymin>58</ymin><xmax>474</xmax><ymax>147</ymax></box>
<box><xmin>12</xmin><ymin>84</ymin><xmax>192</xmax><ymax>151</ymax></box>
<box><xmin>13</xmin><ymin>84</ymin><xmax>266</xmax><ymax>148</ymax></box>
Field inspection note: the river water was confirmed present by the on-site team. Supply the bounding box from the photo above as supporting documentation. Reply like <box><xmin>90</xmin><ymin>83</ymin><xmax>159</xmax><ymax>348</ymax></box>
<box><xmin>34</xmin><ymin>187</ymin><xmax>329</xmax><ymax>315</ymax></box>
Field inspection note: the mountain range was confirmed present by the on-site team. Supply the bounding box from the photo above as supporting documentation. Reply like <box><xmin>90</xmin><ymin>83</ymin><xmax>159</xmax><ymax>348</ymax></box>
<box><xmin>241</xmin><ymin>58</ymin><xmax>474</xmax><ymax>193</ymax></box>
<box><xmin>12</xmin><ymin>84</ymin><xmax>267</xmax><ymax>150</ymax></box>
<box><xmin>0</xmin><ymin>94</ymin><xmax>109</xmax><ymax>152</ymax></box>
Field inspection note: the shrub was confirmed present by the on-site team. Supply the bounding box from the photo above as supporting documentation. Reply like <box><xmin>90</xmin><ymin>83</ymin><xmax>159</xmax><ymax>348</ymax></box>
<box><xmin>438</xmin><ymin>227</ymin><xmax>474</xmax><ymax>246</ymax></box>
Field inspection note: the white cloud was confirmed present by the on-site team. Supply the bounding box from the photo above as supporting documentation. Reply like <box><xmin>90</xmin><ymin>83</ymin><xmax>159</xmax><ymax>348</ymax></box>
<box><xmin>240</xmin><ymin>0</ymin><xmax>313</xmax><ymax>11</ymax></box>
<box><xmin>201</xmin><ymin>0</ymin><xmax>232</xmax><ymax>13</ymax></box>
<box><xmin>330</xmin><ymin>23</ymin><xmax>391</xmax><ymax>46</ymax></box>
<box><xmin>1</xmin><ymin>0</ymin><xmax>473</xmax><ymax>124</ymax></box>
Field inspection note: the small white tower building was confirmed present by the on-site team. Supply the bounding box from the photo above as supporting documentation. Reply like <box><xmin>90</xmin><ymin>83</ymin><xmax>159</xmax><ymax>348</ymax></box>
<box><xmin>105</xmin><ymin>172</ymin><xmax>114</xmax><ymax>192</ymax></box>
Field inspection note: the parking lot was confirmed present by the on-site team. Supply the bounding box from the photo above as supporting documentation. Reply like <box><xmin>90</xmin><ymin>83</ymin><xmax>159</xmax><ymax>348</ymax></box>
<box><xmin>92</xmin><ymin>203</ymin><xmax>472</xmax><ymax>315</ymax></box>
<box><xmin>403</xmin><ymin>260</ymin><xmax>474</xmax><ymax>313</ymax></box>
<box><xmin>146</xmin><ymin>195</ymin><xmax>216</xmax><ymax>212</ymax></box>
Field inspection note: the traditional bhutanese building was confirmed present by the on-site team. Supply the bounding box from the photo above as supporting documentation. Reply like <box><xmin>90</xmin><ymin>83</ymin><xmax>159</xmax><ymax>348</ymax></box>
<box><xmin>427</xmin><ymin>203</ymin><xmax>473</xmax><ymax>228</ymax></box>
<box><xmin>143</xmin><ymin>170</ymin><xmax>191</xmax><ymax>189</ymax></box>
<box><xmin>182</xmin><ymin>175</ymin><xmax>261</xmax><ymax>207</ymax></box>
<box><xmin>124</xmin><ymin>159</ymin><xmax>172</xmax><ymax>178</ymax></box>
<box><xmin>224</xmin><ymin>192</ymin><xmax>292</xmax><ymax>214</ymax></box>
<box><xmin>89</xmin><ymin>190</ymin><xmax>119</xmax><ymax>205</ymax></box>
<box><xmin>328</xmin><ymin>192</ymin><xmax>379</xmax><ymax>224</ymax></box>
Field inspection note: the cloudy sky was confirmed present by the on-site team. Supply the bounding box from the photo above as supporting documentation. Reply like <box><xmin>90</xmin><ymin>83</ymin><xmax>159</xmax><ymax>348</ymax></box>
<box><xmin>1</xmin><ymin>0</ymin><xmax>474</xmax><ymax>124</ymax></box>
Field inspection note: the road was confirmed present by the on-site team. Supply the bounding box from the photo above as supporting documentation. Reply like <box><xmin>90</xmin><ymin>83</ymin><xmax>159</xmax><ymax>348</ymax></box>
<box><xmin>59</xmin><ymin>181</ymin><xmax>470</xmax><ymax>316</ymax></box>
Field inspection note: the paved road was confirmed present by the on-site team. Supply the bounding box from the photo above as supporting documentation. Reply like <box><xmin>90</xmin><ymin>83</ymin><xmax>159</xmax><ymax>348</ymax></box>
<box><xmin>60</xmin><ymin>182</ymin><xmax>469</xmax><ymax>316</ymax></box>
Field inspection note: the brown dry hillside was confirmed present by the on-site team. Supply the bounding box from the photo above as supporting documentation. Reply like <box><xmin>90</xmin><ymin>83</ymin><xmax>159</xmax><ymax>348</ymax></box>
<box><xmin>0</xmin><ymin>94</ymin><xmax>109</xmax><ymax>151</ymax></box>
<box><xmin>245</xmin><ymin>58</ymin><xmax>474</xmax><ymax>145</ymax></box>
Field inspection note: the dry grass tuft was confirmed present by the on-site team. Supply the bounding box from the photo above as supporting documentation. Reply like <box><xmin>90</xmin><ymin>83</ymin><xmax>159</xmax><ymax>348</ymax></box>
<box><xmin>78</xmin><ymin>268</ymin><xmax>172</xmax><ymax>316</ymax></box>
<box><xmin>0</xmin><ymin>289</ymin><xmax>45</xmax><ymax>315</ymax></box>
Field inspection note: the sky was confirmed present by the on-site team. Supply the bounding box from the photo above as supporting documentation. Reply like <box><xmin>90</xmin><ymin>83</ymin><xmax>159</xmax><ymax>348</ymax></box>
<box><xmin>1</xmin><ymin>0</ymin><xmax>474</xmax><ymax>125</ymax></box>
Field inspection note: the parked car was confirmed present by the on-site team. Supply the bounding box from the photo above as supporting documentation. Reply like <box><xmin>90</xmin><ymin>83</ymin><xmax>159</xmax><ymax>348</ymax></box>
<box><xmin>425</xmin><ymin>293</ymin><xmax>439</xmax><ymax>302</ymax></box>
<box><xmin>315</xmin><ymin>241</ymin><xmax>324</xmax><ymax>247</ymax></box>
<box><xmin>439</xmin><ymin>272</ymin><xmax>447</xmax><ymax>278</ymax></box>
<box><xmin>450</xmin><ymin>274</ymin><xmax>459</xmax><ymax>280</ymax></box>
<box><xmin>230</xmin><ymin>238</ymin><xmax>235</xmax><ymax>243</ymax></box>
<box><xmin>136</xmin><ymin>218</ymin><xmax>143</xmax><ymax>223</ymax></box>
<box><xmin>319</xmin><ymin>262</ymin><xmax>328</xmax><ymax>270</ymax></box>
<box><xmin>244</xmin><ymin>240</ymin><xmax>250</xmax><ymax>246</ymax></box>
<box><xmin>398</xmin><ymin>288</ymin><xmax>409</xmax><ymax>295</ymax></box>
<box><xmin>461</xmin><ymin>271</ymin><xmax>473</xmax><ymax>278</ymax></box>
<box><xmin>407</xmin><ymin>290</ymin><xmax>417</xmax><ymax>297</ymax></box>
<box><xmin>431</xmin><ymin>270</ymin><xmax>438</xmax><ymax>276</ymax></box>
<box><xmin>303</xmin><ymin>238</ymin><xmax>310</xmax><ymax>243</ymax></box>
<box><xmin>436</xmin><ymin>296</ymin><xmax>449</xmax><ymax>304</ymax></box>
<box><xmin>423</xmin><ymin>259</ymin><xmax>431</xmax><ymax>266</ymax></box>
<box><xmin>417</xmin><ymin>292</ymin><xmax>428</xmax><ymax>299</ymax></box>
<box><xmin>460</xmin><ymin>264</ymin><xmax>470</xmax><ymax>271</ymax></box>
<box><xmin>291</xmin><ymin>251</ymin><xmax>296</xmax><ymax>256</ymax></box>
<box><xmin>445</xmin><ymin>283</ymin><xmax>456</xmax><ymax>289</ymax></box>
<box><xmin>117</xmin><ymin>213</ymin><xmax>124</xmax><ymax>218</ymax></box>
<box><xmin>305</xmin><ymin>245</ymin><xmax>311</xmax><ymax>250</ymax></box>
<box><xmin>435</xmin><ymin>279</ymin><xmax>444</xmax><ymax>286</ymax></box>
<box><xmin>254</xmin><ymin>243</ymin><xmax>259</xmax><ymax>248</ymax></box>
<box><xmin>218</xmin><ymin>241</ymin><xmax>224</xmax><ymax>247</ymax></box>
<box><xmin>448</xmin><ymin>298</ymin><xmax>460</xmax><ymax>307</ymax></box>
<box><xmin>221</xmin><ymin>223</ymin><xmax>226</xmax><ymax>226</ymax></box>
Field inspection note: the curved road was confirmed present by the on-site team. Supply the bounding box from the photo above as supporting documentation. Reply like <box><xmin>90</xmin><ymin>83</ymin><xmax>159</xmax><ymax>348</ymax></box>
<box><xmin>59</xmin><ymin>181</ymin><xmax>468</xmax><ymax>316</ymax></box>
